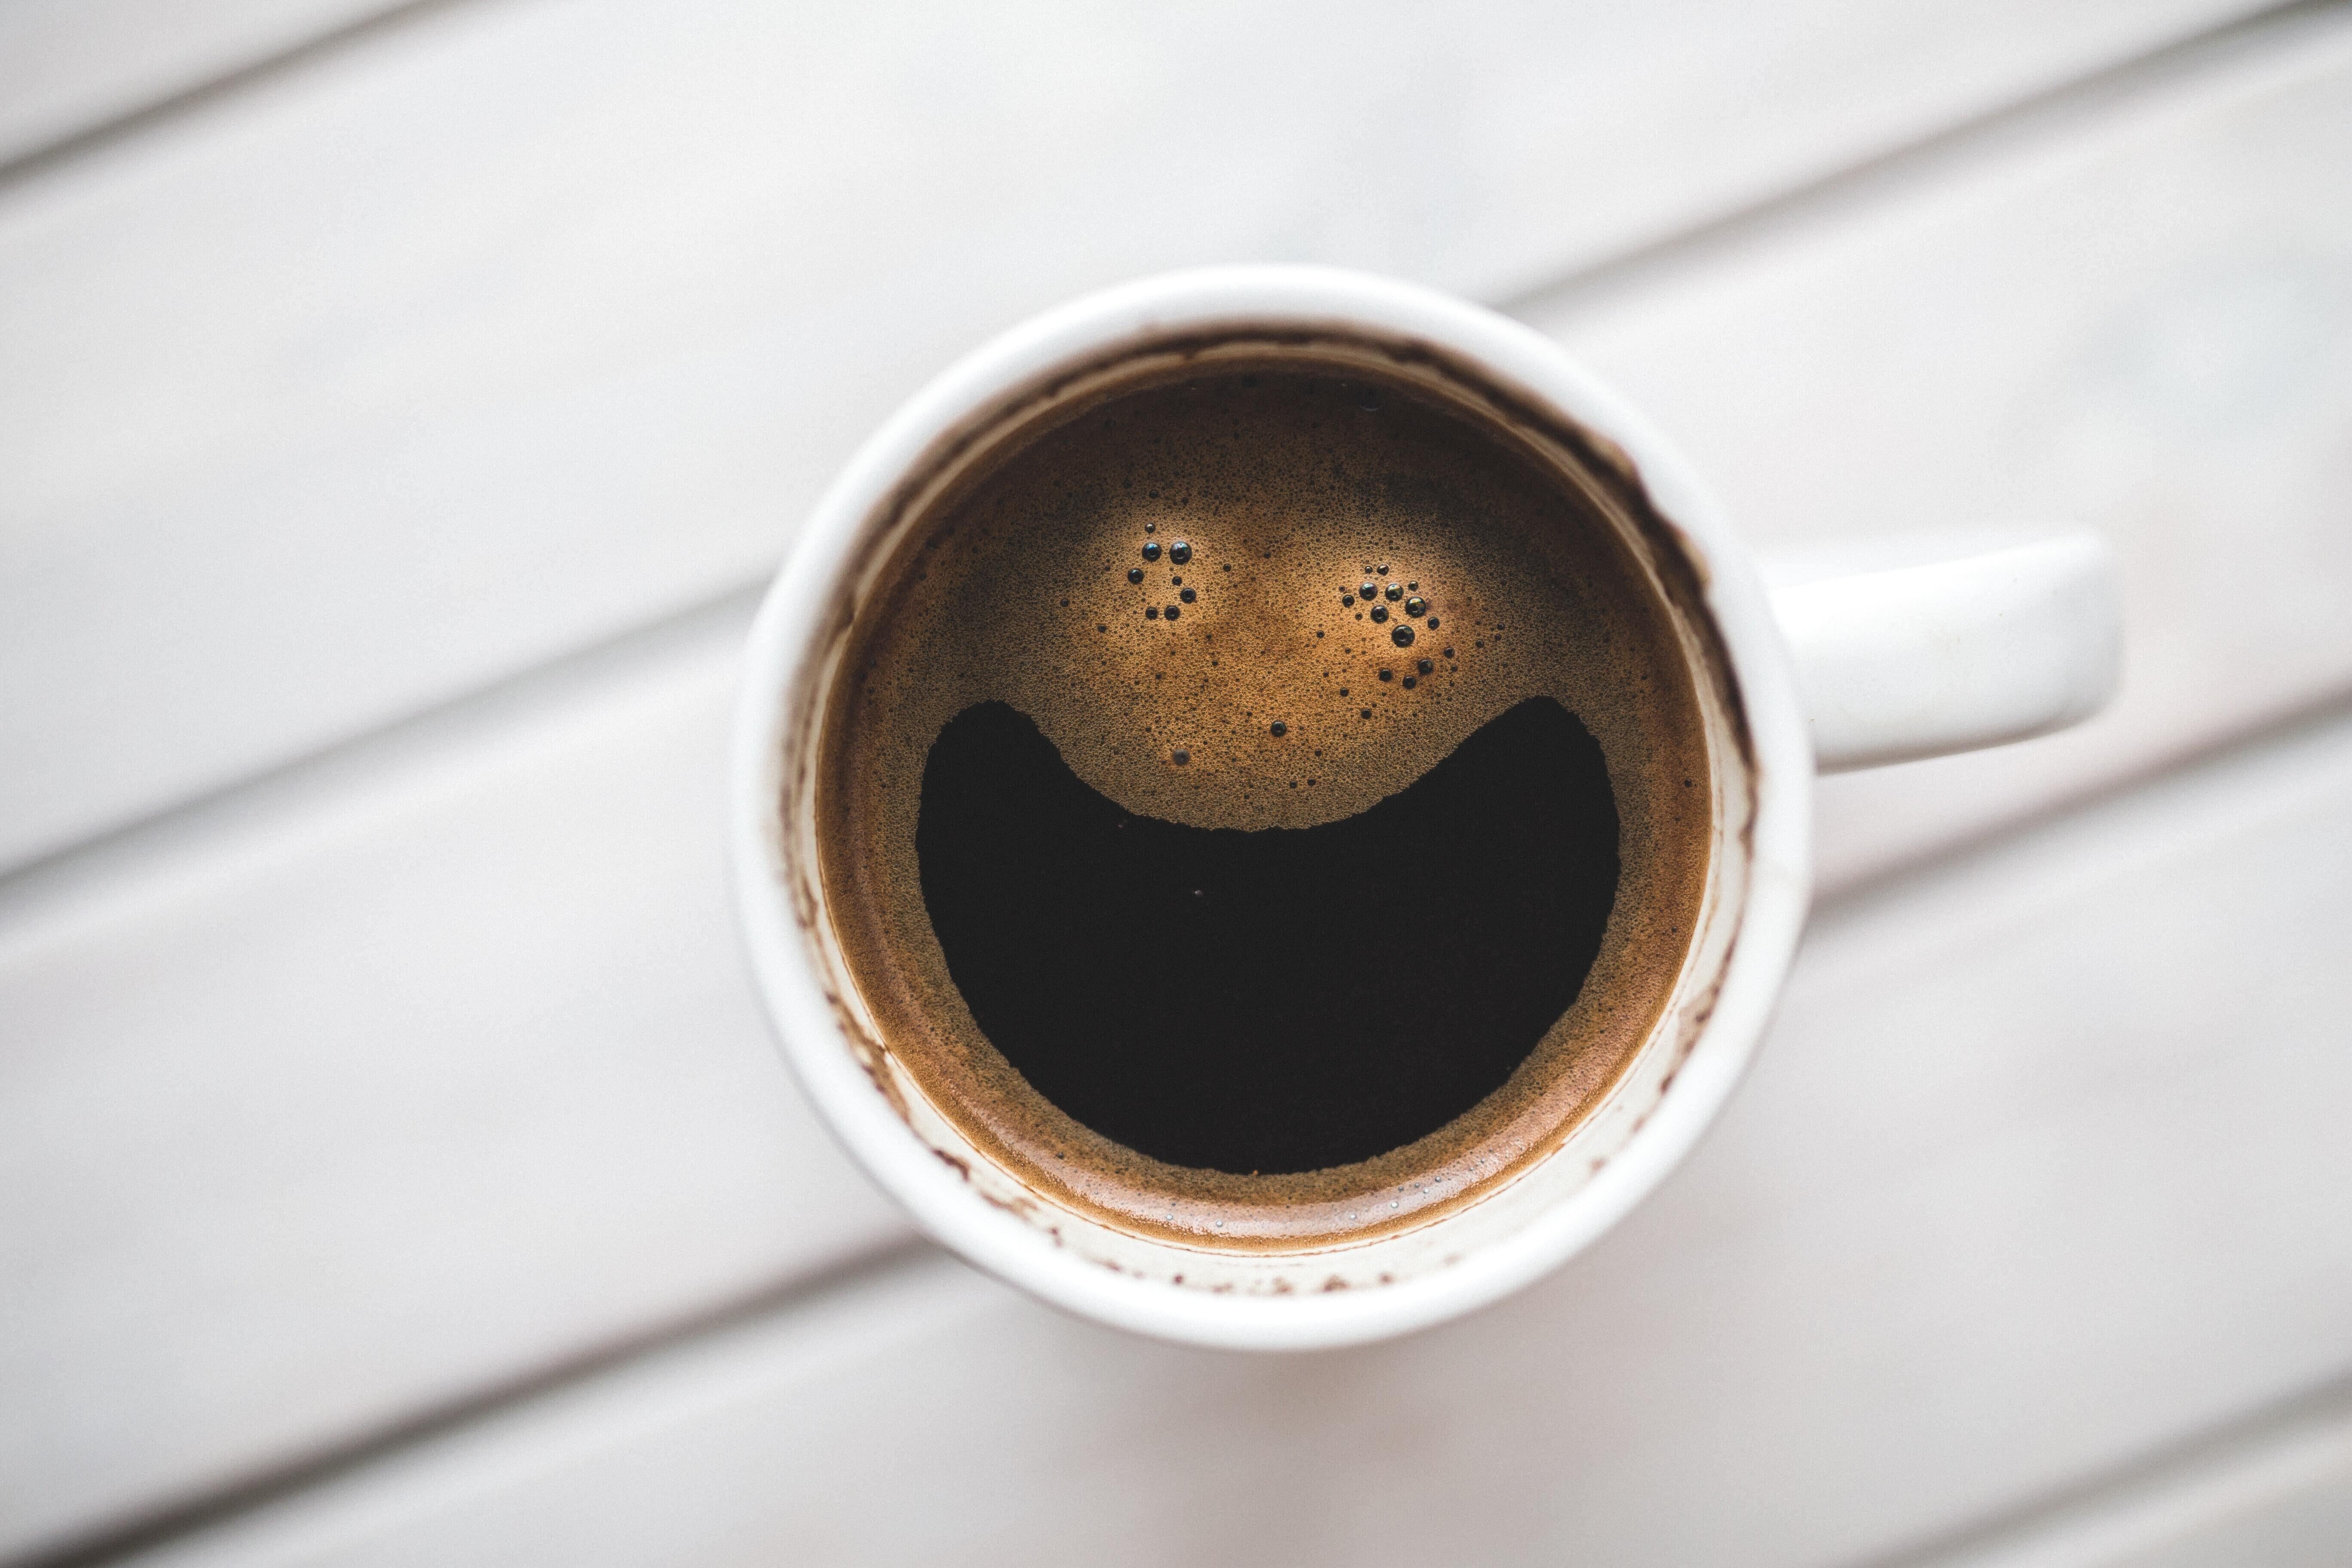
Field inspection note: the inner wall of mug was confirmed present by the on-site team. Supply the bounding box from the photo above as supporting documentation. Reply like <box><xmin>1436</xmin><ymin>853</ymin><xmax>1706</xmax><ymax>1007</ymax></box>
<box><xmin>776</xmin><ymin>325</ymin><xmax>1758</xmax><ymax>1285</ymax></box>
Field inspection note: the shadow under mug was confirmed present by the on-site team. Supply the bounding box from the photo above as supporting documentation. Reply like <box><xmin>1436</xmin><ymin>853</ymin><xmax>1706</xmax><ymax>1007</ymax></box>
<box><xmin>731</xmin><ymin>266</ymin><xmax>2119</xmax><ymax>1350</ymax></box>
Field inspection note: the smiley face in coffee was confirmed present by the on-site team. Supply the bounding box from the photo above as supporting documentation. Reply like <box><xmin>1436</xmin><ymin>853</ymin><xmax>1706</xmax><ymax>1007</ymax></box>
<box><xmin>917</xmin><ymin>695</ymin><xmax>1617</xmax><ymax>1177</ymax></box>
<box><xmin>814</xmin><ymin>348</ymin><xmax>1712</xmax><ymax>1246</ymax></box>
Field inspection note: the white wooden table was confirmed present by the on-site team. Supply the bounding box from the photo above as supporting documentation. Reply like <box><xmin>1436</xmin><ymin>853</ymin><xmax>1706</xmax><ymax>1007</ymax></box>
<box><xmin>4</xmin><ymin>3</ymin><xmax>2350</xmax><ymax>1563</ymax></box>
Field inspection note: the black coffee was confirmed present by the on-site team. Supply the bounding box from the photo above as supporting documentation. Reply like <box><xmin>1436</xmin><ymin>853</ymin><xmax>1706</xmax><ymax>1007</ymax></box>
<box><xmin>918</xmin><ymin>698</ymin><xmax>1617</xmax><ymax>1174</ymax></box>
<box><xmin>812</xmin><ymin>343</ymin><xmax>1712</xmax><ymax>1243</ymax></box>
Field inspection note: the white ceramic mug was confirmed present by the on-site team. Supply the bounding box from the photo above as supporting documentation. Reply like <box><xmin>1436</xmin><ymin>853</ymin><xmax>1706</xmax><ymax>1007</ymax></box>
<box><xmin>732</xmin><ymin>266</ymin><xmax>2118</xmax><ymax>1350</ymax></box>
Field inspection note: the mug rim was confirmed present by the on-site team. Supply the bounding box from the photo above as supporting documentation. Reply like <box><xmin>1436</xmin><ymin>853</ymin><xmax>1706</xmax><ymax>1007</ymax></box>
<box><xmin>732</xmin><ymin>265</ymin><xmax>1814</xmax><ymax>1348</ymax></box>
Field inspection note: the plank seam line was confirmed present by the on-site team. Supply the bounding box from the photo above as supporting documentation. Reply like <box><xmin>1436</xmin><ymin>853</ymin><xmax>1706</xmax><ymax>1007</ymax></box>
<box><xmin>1813</xmin><ymin>681</ymin><xmax>2352</xmax><ymax>921</ymax></box>
<box><xmin>1</xmin><ymin>2</ymin><xmax>2348</xmax><ymax>1561</ymax></box>
<box><xmin>1501</xmin><ymin>0</ymin><xmax>2352</xmax><ymax>323</ymax></box>
<box><xmin>0</xmin><ymin>0</ymin><xmax>499</xmax><ymax>198</ymax></box>
<box><xmin>3</xmin><ymin>1</ymin><xmax>2345</xmax><ymax>897</ymax></box>
<box><xmin>20</xmin><ymin>686</ymin><xmax>2352</xmax><ymax>1566</ymax></box>
<box><xmin>3</xmin><ymin>1237</ymin><xmax>948</xmax><ymax>1568</ymax></box>
<box><xmin>0</xmin><ymin>582</ymin><xmax>766</xmax><ymax>935</ymax></box>
<box><xmin>1864</xmin><ymin>1367</ymin><xmax>2352</xmax><ymax>1567</ymax></box>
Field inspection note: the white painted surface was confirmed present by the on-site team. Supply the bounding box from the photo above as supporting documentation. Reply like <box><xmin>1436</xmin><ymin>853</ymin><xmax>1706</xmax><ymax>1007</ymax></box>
<box><xmin>1543</xmin><ymin>10</ymin><xmax>2352</xmax><ymax>891</ymax></box>
<box><xmin>2127</xmin><ymin>1473</ymin><xmax>2352</xmax><ymax>1568</ymax></box>
<box><xmin>1916</xmin><ymin>1381</ymin><xmax>2352</xmax><ymax>1566</ymax></box>
<box><xmin>117</xmin><ymin>704</ymin><xmax>2352</xmax><ymax>1568</ymax></box>
<box><xmin>0</xmin><ymin>2</ymin><xmax>2345</xmax><ymax>1562</ymax></box>
<box><xmin>0</xmin><ymin>0</ymin><xmax>2269</xmax><ymax>872</ymax></box>
<box><xmin>0</xmin><ymin>614</ymin><xmax>906</xmax><ymax>1560</ymax></box>
<box><xmin>0</xmin><ymin>0</ymin><xmax>398</xmax><ymax>166</ymax></box>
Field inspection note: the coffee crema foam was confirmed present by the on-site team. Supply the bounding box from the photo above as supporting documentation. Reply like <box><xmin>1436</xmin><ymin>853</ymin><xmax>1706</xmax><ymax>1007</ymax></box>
<box><xmin>812</xmin><ymin>343</ymin><xmax>1712</xmax><ymax>1248</ymax></box>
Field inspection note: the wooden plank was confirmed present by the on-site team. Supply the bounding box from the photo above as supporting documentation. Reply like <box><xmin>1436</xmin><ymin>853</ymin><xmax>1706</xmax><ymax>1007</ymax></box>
<box><xmin>1533</xmin><ymin>9</ymin><xmax>2352</xmax><ymax>892</ymax></box>
<box><xmin>112</xmin><ymin>702</ymin><xmax>2352</xmax><ymax>1568</ymax></box>
<box><xmin>0</xmin><ymin>0</ymin><xmax>2267</xmax><ymax>873</ymax></box>
<box><xmin>5</xmin><ymin>15</ymin><xmax>2349</xmax><ymax>1562</ymax></box>
<box><xmin>0</xmin><ymin>0</ymin><xmax>399</xmax><ymax>169</ymax></box>
<box><xmin>2125</xmin><ymin>1476</ymin><xmax>2352</xmax><ymax>1568</ymax></box>
<box><xmin>1903</xmin><ymin>1378</ymin><xmax>2352</xmax><ymax>1565</ymax></box>
<box><xmin>0</xmin><ymin>611</ymin><xmax>909</xmax><ymax>1563</ymax></box>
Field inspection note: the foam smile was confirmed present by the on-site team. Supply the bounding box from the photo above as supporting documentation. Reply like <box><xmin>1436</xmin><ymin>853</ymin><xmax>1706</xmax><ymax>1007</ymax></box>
<box><xmin>916</xmin><ymin>697</ymin><xmax>1621</xmax><ymax>1174</ymax></box>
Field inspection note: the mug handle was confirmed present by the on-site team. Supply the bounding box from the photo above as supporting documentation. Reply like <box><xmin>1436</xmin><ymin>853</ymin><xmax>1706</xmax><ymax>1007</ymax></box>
<box><xmin>1764</xmin><ymin>532</ymin><xmax>2122</xmax><ymax>772</ymax></box>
